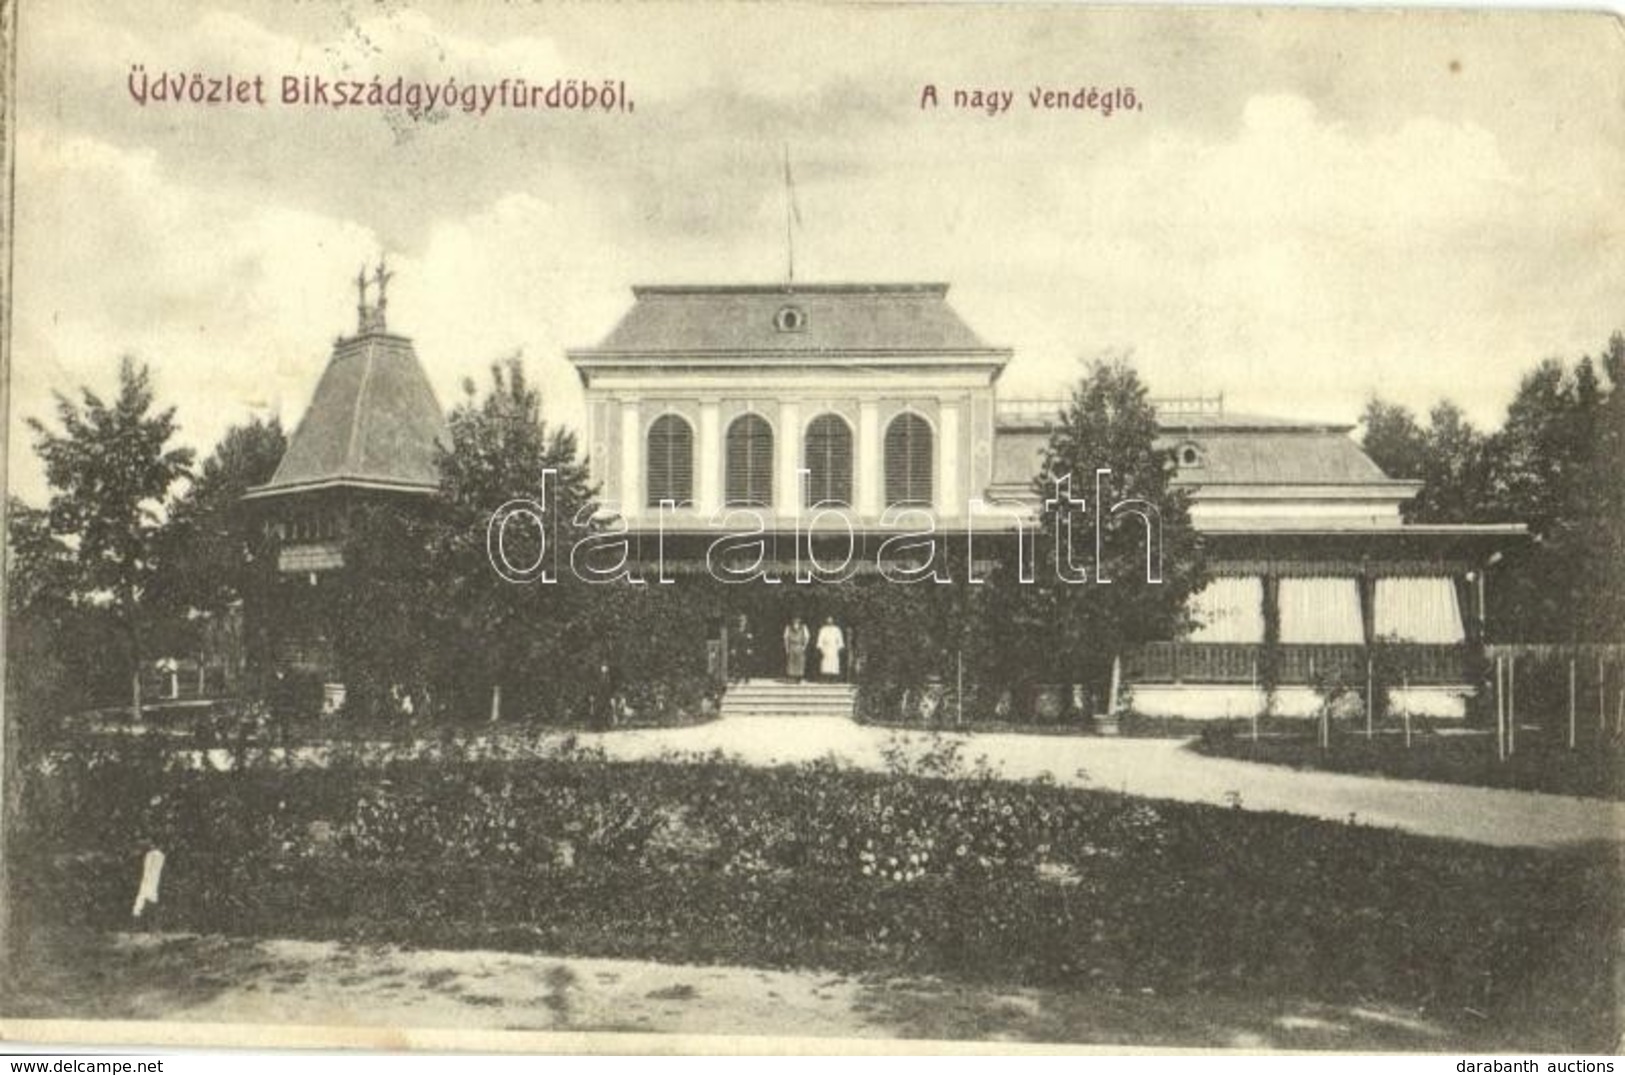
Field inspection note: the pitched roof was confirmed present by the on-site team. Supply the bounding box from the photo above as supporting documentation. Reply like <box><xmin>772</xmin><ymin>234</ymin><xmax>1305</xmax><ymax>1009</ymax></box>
<box><xmin>1160</xmin><ymin>427</ymin><xmax>1391</xmax><ymax>486</ymax></box>
<box><xmin>247</xmin><ymin>332</ymin><xmax>448</xmax><ymax>498</ymax></box>
<box><xmin>989</xmin><ymin>414</ymin><xmax>1399</xmax><ymax>489</ymax></box>
<box><xmin>573</xmin><ymin>283</ymin><xmax>1006</xmax><ymax>356</ymax></box>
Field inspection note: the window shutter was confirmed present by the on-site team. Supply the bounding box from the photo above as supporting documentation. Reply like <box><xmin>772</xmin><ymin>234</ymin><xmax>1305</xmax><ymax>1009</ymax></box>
<box><xmin>804</xmin><ymin>414</ymin><xmax>853</xmax><ymax>507</ymax></box>
<box><xmin>646</xmin><ymin>414</ymin><xmax>694</xmax><ymax>507</ymax></box>
<box><xmin>884</xmin><ymin>413</ymin><xmax>933</xmax><ymax>507</ymax></box>
<box><xmin>725</xmin><ymin>414</ymin><xmax>774</xmax><ymax>506</ymax></box>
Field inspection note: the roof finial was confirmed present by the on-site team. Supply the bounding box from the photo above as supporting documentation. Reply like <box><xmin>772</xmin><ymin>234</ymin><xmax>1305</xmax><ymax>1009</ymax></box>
<box><xmin>356</xmin><ymin>265</ymin><xmax>371</xmax><ymax>333</ymax></box>
<box><xmin>356</xmin><ymin>256</ymin><xmax>394</xmax><ymax>335</ymax></box>
<box><xmin>374</xmin><ymin>257</ymin><xmax>393</xmax><ymax>322</ymax></box>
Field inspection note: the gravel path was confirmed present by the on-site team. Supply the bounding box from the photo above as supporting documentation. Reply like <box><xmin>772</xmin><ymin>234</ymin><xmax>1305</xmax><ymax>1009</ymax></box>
<box><xmin>547</xmin><ymin>717</ymin><xmax>1623</xmax><ymax>849</ymax></box>
<box><xmin>171</xmin><ymin>716</ymin><xmax>1622</xmax><ymax>849</ymax></box>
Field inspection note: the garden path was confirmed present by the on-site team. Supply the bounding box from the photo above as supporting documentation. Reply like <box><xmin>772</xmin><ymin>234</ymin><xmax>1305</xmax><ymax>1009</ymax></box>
<box><xmin>12</xmin><ymin>931</ymin><xmax>1484</xmax><ymax>1051</ymax></box>
<box><xmin>548</xmin><ymin>717</ymin><xmax>1623</xmax><ymax>850</ymax></box>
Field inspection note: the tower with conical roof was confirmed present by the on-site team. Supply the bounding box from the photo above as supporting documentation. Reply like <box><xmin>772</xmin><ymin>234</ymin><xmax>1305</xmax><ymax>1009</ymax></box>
<box><xmin>243</xmin><ymin>262</ymin><xmax>448</xmax><ymax>696</ymax></box>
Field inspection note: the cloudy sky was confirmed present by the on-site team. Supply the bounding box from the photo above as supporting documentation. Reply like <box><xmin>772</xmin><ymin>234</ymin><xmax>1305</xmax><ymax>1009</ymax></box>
<box><xmin>9</xmin><ymin>0</ymin><xmax>1623</xmax><ymax>502</ymax></box>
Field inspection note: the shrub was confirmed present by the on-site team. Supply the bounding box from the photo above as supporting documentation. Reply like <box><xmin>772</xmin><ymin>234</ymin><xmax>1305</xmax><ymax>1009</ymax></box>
<box><xmin>14</xmin><ymin>747</ymin><xmax>1618</xmax><ymax>1042</ymax></box>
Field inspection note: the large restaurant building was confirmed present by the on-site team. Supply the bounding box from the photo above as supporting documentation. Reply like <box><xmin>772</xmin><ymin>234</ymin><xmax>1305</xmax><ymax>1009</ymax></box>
<box><xmin>250</xmin><ymin>275</ymin><xmax>1525</xmax><ymax>719</ymax></box>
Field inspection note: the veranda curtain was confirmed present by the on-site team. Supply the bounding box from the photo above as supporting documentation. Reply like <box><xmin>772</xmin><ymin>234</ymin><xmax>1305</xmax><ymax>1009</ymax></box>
<box><xmin>1277</xmin><ymin>577</ymin><xmax>1364</xmax><ymax>644</ymax></box>
<box><xmin>1186</xmin><ymin>576</ymin><xmax>1265</xmax><ymax>643</ymax></box>
<box><xmin>1373</xmin><ymin>576</ymin><xmax>1466</xmax><ymax>644</ymax></box>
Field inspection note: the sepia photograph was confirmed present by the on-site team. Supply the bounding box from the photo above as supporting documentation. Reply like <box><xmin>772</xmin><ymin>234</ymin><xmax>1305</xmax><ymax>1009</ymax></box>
<box><xmin>0</xmin><ymin>0</ymin><xmax>1622</xmax><ymax>1057</ymax></box>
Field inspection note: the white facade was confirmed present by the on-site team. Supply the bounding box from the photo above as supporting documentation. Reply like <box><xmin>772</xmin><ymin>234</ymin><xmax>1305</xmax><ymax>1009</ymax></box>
<box><xmin>583</xmin><ymin>378</ymin><xmax>1001</xmax><ymax>528</ymax></box>
<box><xmin>566</xmin><ymin>280</ymin><xmax>1523</xmax><ymax>723</ymax></box>
<box><xmin>568</xmin><ymin>284</ymin><xmax>1015</xmax><ymax>531</ymax></box>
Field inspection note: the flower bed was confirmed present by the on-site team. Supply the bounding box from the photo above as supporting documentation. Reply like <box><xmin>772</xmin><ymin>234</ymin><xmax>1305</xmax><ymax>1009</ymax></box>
<box><xmin>15</xmin><ymin>746</ymin><xmax>1618</xmax><ymax>1046</ymax></box>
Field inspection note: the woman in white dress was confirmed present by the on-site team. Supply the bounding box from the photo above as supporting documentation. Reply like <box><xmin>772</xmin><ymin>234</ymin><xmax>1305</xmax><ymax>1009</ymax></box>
<box><xmin>815</xmin><ymin>617</ymin><xmax>845</xmax><ymax>680</ymax></box>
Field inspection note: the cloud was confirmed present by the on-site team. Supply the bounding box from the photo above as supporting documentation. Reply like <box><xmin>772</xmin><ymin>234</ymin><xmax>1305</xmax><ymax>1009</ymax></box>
<box><xmin>9</xmin><ymin>3</ymin><xmax>1624</xmax><ymax>506</ymax></box>
<box><xmin>922</xmin><ymin>92</ymin><xmax>1620</xmax><ymax>424</ymax></box>
<box><xmin>10</xmin><ymin>127</ymin><xmax>381</xmax><ymax>500</ymax></box>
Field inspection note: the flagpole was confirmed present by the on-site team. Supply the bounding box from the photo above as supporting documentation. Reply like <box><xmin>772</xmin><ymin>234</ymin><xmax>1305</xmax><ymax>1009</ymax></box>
<box><xmin>784</xmin><ymin>145</ymin><xmax>795</xmax><ymax>284</ymax></box>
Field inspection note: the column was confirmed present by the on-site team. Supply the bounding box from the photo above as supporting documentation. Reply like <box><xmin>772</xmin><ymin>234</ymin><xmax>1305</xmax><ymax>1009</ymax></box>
<box><xmin>619</xmin><ymin>401</ymin><xmax>640</xmax><ymax>519</ymax></box>
<box><xmin>697</xmin><ymin>401</ymin><xmax>720</xmax><ymax>516</ymax></box>
<box><xmin>582</xmin><ymin>396</ymin><xmax>597</xmax><ymax>466</ymax></box>
<box><xmin>857</xmin><ymin>400</ymin><xmax>881</xmax><ymax>517</ymax></box>
<box><xmin>776</xmin><ymin>401</ymin><xmax>800</xmax><ymax>519</ymax></box>
<box><xmin>938</xmin><ymin>402</ymin><xmax>961</xmax><ymax>519</ymax></box>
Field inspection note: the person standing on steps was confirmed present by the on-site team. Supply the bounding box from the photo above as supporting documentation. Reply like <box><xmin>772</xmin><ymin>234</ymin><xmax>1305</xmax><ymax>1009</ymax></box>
<box><xmin>816</xmin><ymin>616</ymin><xmax>845</xmax><ymax>681</ymax></box>
<box><xmin>783</xmin><ymin>616</ymin><xmax>810</xmax><ymax>683</ymax></box>
<box><xmin>729</xmin><ymin>613</ymin><xmax>755</xmax><ymax>682</ymax></box>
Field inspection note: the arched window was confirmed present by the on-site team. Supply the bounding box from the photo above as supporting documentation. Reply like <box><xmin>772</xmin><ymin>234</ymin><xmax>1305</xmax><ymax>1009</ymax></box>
<box><xmin>804</xmin><ymin>414</ymin><xmax>853</xmax><ymax>507</ymax></box>
<box><xmin>646</xmin><ymin>414</ymin><xmax>694</xmax><ymax>507</ymax></box>
<box><xmin>725</xmin><ymin>413</ymin><xmax>774</xmax><ymax>506</ymax></box>
<box><xmin>884</xmin><ymin>412</ymin><xmax>933</xmax><ymax>507</ymax></box>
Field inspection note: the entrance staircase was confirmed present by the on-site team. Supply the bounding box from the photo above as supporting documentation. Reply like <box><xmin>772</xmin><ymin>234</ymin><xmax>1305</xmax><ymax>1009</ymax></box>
<box><xmin>720</xmin><ymin>678</ymin><xmax>857</xmax><ymax>720</ymax></box>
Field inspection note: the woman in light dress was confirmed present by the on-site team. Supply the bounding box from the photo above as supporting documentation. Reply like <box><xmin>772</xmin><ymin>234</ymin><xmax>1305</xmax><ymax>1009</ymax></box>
<box><xmin>815</xmin><ymin>616</ymin><xmax>845</xmax><ymax>680</ymax></box>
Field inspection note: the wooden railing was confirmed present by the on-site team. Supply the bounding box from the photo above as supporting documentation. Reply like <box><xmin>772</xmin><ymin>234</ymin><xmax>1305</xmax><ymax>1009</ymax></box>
<box><xmin>996</xmin><ymin>394</ymin><xmax>1225</xmax><ymax>426</ymax></box>
<box><xmin>1131</xmin><ymin>643</ymin><xmax>1261</xmax><ymax>684</ymax></box>
<box><xmin>1276</xmin><ymin>645</ymin><xmax>1365</xmax><ymax>684</ymax></box>
<box><xmin>1131</xmin><ymin>643</ymin><xmax>1470</xmax><ymax>685</ymax></box>
<box><xmin>1382</xmin><ymin>644</ymin><xmax>1473</xmax><ymax>685</ymax></box>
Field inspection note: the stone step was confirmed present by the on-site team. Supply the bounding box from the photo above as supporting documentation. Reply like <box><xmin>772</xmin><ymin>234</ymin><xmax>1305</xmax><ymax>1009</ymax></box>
<box><xmin>731</xmin><ymin>679</ymin><xmax>853</xmax><ymax>689</ymax></box>
<box><xmin>723</xmin><ymin>712</ymin><xmax>854</xmax><ymax>720</ymax></box>
<box><xmin>722</xmin><ymin>692</ymin><xmax>856</xmax><ymax>703</ymax></box>
<box><xmin>722</xmin><ymin>681</ymin><xmax>857</xmax><ymax>719</ymax></box>
<box><xmin>722</xmin><ymin>701</ymin><xmax>855</xmax><ymax>714</ymax></box>
<box><xmin>723</xmin><ymin>695</ymin><xmax>855</xmax><ymax>706</ymax></box>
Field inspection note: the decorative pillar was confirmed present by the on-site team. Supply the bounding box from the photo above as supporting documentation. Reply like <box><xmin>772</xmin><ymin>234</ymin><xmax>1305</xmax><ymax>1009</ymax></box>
<box><xmin>938</xmin><ymin>402</ymin><xmax>961</xmax><ymax>518</ymax></box>
<box><xmin>1358</xmin><ymin>569</ymin><xmax>1376</xmax><ymax>646</ymax></box>
<box><xmin>857</xmin><ymin>400</ymin><xmax>881</xmax><ymax>517</ymax></box>
<box><xmin>698</xmin><ymin>401</ymin><xmax>720</xmax><ymax>515</ymax></box>
<box><xmin>619</xmin><ymin>401</ymin><xmax>640</xmax><ymax>518</ymax></box>
<box><xmin>777</xmin><ymin>401</ymin><xmax>800</xmax><ymax>517</ymax></box>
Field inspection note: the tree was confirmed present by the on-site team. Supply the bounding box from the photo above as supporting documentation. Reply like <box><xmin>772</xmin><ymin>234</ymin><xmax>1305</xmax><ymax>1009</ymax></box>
<box><xmin>1574</xmin><ymin>335</ymin><xmax>1625</xmax><ymax>639</ymax></box>
<box><xmin>5</xmin><ymin>497</ymin><xmax>73</xmax><ymax>615</ymax></box>
<box><xmin>841</xmin><ymin>541</ymin><xmax>994</xmax><ymax>722</ymax></box>
<box><xmin>1414</xmin><ymin>401</ymin><xmax>1489</xmax><ymax>523</ymax></box>
<box><xmin>1483</xmin><ymin>358</ymin><xmax>1596</xmax><ymax>532</ymax></box>
<box><xmin>1359</xmin><ymin>399</ymin><xmax>1429</xmax><ymax>486</ymax></box>
<box><xmin>324</xmin><ymin>497</ymin><xmax>445</xmax><ymax>718</ymax></box>
<box><xmin>153</xmin><ymin>416</ymin><xmax>285</xmax><ymax>617</ymax></box>
<box><xmin>150</xmin><ymin>417</ymin><xmax>286</xmax><ymax>696</ymax></box>
<box><xmin>1478</xmin><ymin>348</ymin><xmax>1619</xmax><ymax>640</ymax></box>
<box><xmin>5</xmin><ymin>497</ymin><xmax>86</xmax><ymax>746</ymax></box>
<box><xmin>1359</xmin><ymin>399</ymin><xmax>1489</xmax><ymax>523</ymax></box>
<box><xmin>435</xmin><ymin>356</ymin><xmax>599</xmax><ymax>719</ymax></box>
<box><xmin>1021</xmin><ymin>359</ymin><xmax>1206</xmax><ymax>712</ymax></box>
<box><xmin>1360</xmin><ymin>337</ymin><xmax>1621</xmax><ymax>643</ymax></box>
<box><xmin>334</xmin><ymin>354</ymin><xmax>601</xmax><ymax>720</ymax></box>
<box><xmin>26</xmin><ymin>358</ymin><xmax>196</xmax><ymax>720</ymax></box>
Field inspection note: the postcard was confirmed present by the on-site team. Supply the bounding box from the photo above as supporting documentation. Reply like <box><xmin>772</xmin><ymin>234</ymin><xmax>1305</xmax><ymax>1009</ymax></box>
<box><xmin>2</xmin><ymin>0</ymin><xmax>1621</xmax><ymax>1056</ymax></box>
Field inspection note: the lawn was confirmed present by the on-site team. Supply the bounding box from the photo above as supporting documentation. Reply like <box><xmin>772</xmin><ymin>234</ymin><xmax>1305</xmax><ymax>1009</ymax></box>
<box><xmin>9</xmin><ymin>741</ymin><xmax>1620</xmax><ymax>1050</ymax></box>
<box><xmin>1192</xmin><ymin>726</ymin><xmax>1625</xmax><ymax>800</ymax></box>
